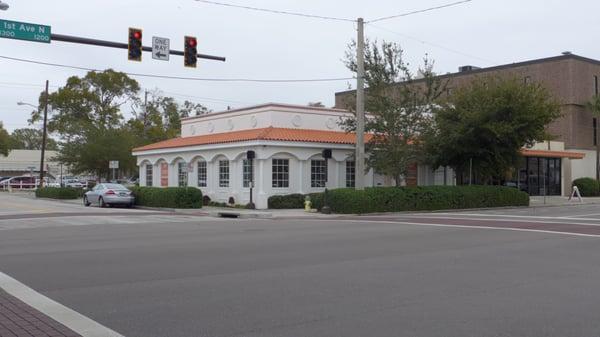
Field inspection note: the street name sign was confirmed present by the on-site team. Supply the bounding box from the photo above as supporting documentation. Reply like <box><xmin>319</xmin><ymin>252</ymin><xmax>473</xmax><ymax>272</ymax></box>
<box><xmin>0</xmin><ymin>19</ymin><xmax>51</xmax><ymax>43</ymax></box>
<box><xmin>152</xmin><ymin>36</ymin><xmax>170</xmax><ymax>61</ymax></box>
<box><xmin>109</xmin><ymin>161</ymin><xmax>119</xmax><ymax>169</ymax></box>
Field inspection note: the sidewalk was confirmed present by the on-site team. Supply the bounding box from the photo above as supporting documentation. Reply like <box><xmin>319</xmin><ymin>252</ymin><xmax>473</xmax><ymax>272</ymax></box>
<box><xmin>138</xmin><ymin>205</ymin><xmax>339</xmax><ymax>219</ymax></box>
<box><xmin>0</xmin><ymin>288</ymin><xmax>82</xmax><ymax>337</ymax></box>
<box><xmin>529</xmin><ymin>196</ymin><xmax>600</xmax><ymax>207</ymax></box>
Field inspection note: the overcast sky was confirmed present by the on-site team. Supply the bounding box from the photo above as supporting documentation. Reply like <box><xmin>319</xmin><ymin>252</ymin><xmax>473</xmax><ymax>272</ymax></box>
<box><xmin>1</xmin><ymin>0</ymin><xmax>599</xmax><ymax>132</ymax></box>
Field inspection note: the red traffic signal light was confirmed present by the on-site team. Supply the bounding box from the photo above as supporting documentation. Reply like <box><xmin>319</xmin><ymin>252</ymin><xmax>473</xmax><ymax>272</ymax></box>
<box><xmin>184</xmin><ymin>36</ymin><xmax>197</xmax><ymax>68</ymax></box>
<box><xmin>128</xmin><ymin>28</ymin><xmax>143</xmax><ymax>62</ymax></box>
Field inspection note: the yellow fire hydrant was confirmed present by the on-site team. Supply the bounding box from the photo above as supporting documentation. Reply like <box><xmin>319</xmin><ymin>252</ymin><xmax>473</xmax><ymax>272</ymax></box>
<box><xmin>304</xmin><ymin>196</ymin><xmax>312</xmax><ymax>212</ymax></box>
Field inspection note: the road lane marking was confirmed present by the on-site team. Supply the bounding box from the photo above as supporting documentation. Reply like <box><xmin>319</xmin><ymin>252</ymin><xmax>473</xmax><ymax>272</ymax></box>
<box><xmin>386</xmin><ymin>216</ymin><xmax>600</xmax><ymax>227</ymax></box>
<box><xmin>323</xmin><ymin>219</ymin><xmax>600</xmax><ymax>238</ymax></box>
<box><xmin>411</xmin><ymin>213</ymin><xmax>600</xmax><ymax>221</ymax></box>
<box><xmin>0</xmin><ymin>271</ymin><xmax>123</xmax><ymax>337</ymax></box>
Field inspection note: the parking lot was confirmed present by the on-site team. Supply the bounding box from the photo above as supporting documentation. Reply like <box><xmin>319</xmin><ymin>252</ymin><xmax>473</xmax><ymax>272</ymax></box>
<box><xmin>2</xmin><ymin>193</ymin><xmax>600</xmax><ymax>337</ymax></box>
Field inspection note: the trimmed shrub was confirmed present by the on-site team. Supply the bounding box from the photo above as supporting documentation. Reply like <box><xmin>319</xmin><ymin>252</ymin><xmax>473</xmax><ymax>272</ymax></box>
<box><xmin>572</xmin><ymin>178</ymin><xmax>600</xmax><ymax>197</ymax></box>
<box><xmin>323</xmin><ymin>186</ymin><xmax>529</xmax><ymax>214</ymax></box>
<box><xmin>130</xmin><ymin>187</ymin><xmax>202</xmax><ymax>208</ymax></box>
<box><xmin>270</xmin><ymin>186</ymin><xmax>529</xmax><ymax>213</ymax></box>
<box><xmin>268</xmin><ymin>193</ymin><xmax>306</xmax><ymax>209</ymax></box>
<box><xmin>36</xmin><ymin>187</ymin><xmax>83</xmax><ymax>199</ymax></box>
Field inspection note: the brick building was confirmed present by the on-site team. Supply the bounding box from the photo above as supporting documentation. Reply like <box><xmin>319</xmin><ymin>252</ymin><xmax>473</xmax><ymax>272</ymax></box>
<box><xmin>334</xmin><ymin>53</ymin><xmax>600</xmax><ymax>196</ymax></box>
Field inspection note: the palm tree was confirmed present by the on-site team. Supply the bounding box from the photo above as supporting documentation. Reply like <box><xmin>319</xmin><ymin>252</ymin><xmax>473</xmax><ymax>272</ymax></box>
<box><xmin>586</xmin><ymin>96</ymin><xmax>600</xmax><ymax>180</ymax></box>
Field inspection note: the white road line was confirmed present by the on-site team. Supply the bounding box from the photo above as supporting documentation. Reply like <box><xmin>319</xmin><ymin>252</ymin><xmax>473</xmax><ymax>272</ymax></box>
<box><xmin>384</xmin><ymin>216</ymin><xmax>600</xmax><ymax>227</ymax></box>
<box><xmin>561</xmin><ymin>213</ymin><xmax>600</xmax><ymax>218</ymax></box>
<box><xmin>329</xmin><ymin>219</ymin><xmax>600</xmax><ymax>238</ymax></box>
<box><xmin>411</xmin><ymin>213</ymin><xmax>600</xmax><ymax>221</ymax></box>
<box><xmin>0</xmin><ymin>271</ymin><xmax>124</xmax><ymax>337</ymax></box>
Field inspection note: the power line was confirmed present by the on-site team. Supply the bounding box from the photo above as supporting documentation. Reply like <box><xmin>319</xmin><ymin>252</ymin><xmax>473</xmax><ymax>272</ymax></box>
<box><xmin>194</xmin><ymin>0</ymin><xmax>355</xmax><ymax>22</ymax></box>
<box><xmin>194</xmin><ymin>0</ymin><xmax>473</xmax><ymax>24</ymax></box>
<box><xmin>367</xmin><ymin>23</ymin><xmax>498</xmax><ymax>65</ymax></box>
<box><xmin>367</xmin><ymin>0</ymin><xmax>473</xmax><ymax>23</ymax></box>
<box><xmin>156</xmin><ymin>90</ymin><xmax>254</xmax><ymax>105</ymax></box>
<box><xmin>0</xmin><ymin>55</ymin><xmax>353</xmax><ymax>83</ymax></box>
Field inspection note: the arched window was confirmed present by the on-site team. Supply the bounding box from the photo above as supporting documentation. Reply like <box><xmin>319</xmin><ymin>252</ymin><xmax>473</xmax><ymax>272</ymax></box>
<box><xmin>197</xmin><ymin>161</ymin><xmax>207</xmax><ymax>187</ymax></box>
<box><xmin>177</xmin><ymin>161</ymin><xmax>188</xmax><ymax>187</ymax></box>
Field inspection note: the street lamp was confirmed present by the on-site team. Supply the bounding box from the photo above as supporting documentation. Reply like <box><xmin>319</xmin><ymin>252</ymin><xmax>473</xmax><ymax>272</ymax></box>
<box><xmin>0</xmin><ymin>1</ymin><xmax>9</xmax><ymax>10</ymax></box>
<box><xmin>17</xmin><ymin>81</ymin><xmax>50</xmax><ymax>189</ymax></box>
<box><xmin>17</xmin><ymin>102</ymin><xmax>38</xmax><ymax>108</ymax></box>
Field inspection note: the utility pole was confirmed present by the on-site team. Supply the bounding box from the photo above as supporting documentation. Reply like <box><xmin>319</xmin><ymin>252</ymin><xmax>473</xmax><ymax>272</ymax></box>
<box><xmin>355</xmin><ymin>17</ymin><xmax>366</xmax><ymax>190</ymax></box>
<box><xmin>39</xmin><ymin>80</ymin><xmax>49</xmax><ymax>188</ymax></box>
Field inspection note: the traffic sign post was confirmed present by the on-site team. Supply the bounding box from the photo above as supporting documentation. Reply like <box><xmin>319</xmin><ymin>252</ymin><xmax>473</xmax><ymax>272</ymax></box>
<box><xmin>109</xmin><ymin>161</ymin><xmax>119</xmax><ymax>182</ymax></box>
<box><xmin>0</xmin><ymin>19</ymin><xmax>51</xmax><ymax>43</ymax></box>
<box><xmin>152</xmin><ymin>36</ymin><xmax>170</xmax><ymax>61</ymax></box>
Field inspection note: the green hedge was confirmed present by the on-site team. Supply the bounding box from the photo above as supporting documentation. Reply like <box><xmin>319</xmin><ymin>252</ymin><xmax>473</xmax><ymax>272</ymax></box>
<box><xmin>572</xmin><ymin>178</ymin><xmax>600</xmax><ymax>197</ymax></box>
<box><xmin>36</xmin><ymin>187</ymin><xmax>83</xmax><ymax>199</ymax></box>
<box><xmin>270</xmin><ymin>186</ymin><xmax>529</xmax><ymax>213</ymax></box>
<box><xmin>268</xmin><ymin>193</ymin><xmax>323</xmax><ymax>209</ymax></box>
<box><xmin>130</xmin><ymin>187</ymin><xmax>202</xmax><ymax>209</ymax></box>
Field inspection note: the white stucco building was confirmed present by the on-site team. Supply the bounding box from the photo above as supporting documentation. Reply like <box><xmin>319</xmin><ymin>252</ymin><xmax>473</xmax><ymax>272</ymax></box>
<box><xmin>133</xmin><ymin>103</ymin><xmax>420</xmax><ymax>209</ymax></box>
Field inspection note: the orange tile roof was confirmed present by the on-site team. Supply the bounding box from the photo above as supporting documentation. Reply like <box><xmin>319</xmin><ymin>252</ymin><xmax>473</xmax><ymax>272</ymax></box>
<box><xmin>133</xmin><ymin>127</ymin><xmax>368</xmax><ymax>152</ymax></box>
<box><xmin>521</xmin><ymin>149</ymin><xmax>585</xmax><ymax>159</ymax></box>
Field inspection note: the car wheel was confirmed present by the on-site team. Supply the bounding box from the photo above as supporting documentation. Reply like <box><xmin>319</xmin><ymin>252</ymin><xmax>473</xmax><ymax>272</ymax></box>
<box><xmin>99</xmin><ymin>197</ymin><xmax>107</xmax><ymax>208</ymax></box>
<box><xmin>83</xmin><ymin>196</ymin><xmax>91</xmax><ymax>207</ymax></box>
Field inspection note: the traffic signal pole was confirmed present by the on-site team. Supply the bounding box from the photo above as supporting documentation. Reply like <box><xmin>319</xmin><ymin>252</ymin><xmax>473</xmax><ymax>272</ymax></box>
<box><xmin>51</xmin><ymin>33</ymin><xmax>226</xmax><ymax>62</ymax></box>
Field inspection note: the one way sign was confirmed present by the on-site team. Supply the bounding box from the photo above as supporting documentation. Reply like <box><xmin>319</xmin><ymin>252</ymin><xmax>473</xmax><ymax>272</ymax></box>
<box><xmin>152</xmin><ymin>36</ymin><xmax>170</xmax><ymax>61</ymax></box>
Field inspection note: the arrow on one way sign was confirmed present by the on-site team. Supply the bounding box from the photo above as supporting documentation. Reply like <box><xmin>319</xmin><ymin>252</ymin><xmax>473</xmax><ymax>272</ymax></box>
<box><xmin>152</xmin><ymin>36</ymin><xmax>170</xmax><ymax>61</ymax></box>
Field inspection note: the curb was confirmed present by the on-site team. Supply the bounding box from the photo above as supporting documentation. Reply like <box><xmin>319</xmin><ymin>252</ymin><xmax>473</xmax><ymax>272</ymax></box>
<box><xmin>0</xmin><ymin>271</ymin><xmax>123</xmax><ymax>337</ymax></box>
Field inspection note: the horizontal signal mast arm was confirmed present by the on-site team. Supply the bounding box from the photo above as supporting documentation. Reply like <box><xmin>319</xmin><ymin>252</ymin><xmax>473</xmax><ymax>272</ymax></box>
<box><xmin>51</xmin><ymin>33</ymin><xmax>226</xmax><ymax>62</ymax></box>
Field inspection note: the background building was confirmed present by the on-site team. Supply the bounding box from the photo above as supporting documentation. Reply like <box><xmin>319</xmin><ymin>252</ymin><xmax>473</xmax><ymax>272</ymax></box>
<box><xmin>335</xmin><ymin>53</ymin><xmax>600</xmax><ymax>195</ymax></box>
<box><xmin>0</xmin><ymin>149</ymin><xmax>67</xmax><ymax>178</ymax></box>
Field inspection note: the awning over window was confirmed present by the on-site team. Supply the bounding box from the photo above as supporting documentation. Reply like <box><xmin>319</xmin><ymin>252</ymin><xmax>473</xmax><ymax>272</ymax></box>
<box><xmin>521</xmin><ymin>149</ymin><xmax>585</xmax><ymax>159</ymax></box>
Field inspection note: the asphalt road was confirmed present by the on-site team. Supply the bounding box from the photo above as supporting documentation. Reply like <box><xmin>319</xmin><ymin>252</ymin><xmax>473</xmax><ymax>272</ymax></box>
<box><xmin>2</xmin><ymin>193</ymin><xmax>600</xmax><ymax>337</ymax></box>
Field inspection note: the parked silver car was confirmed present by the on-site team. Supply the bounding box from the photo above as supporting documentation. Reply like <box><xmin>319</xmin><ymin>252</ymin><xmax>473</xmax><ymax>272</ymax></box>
<box><xmin>83</xmin><ymin>183</ymin><xmax>134</xmax><ymax>208</ymax></box>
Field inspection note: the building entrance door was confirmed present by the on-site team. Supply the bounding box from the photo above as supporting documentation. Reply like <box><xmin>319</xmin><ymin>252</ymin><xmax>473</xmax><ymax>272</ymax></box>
<box><xmin>519</xmin><ymin>157</ymin><xmax>561</xmax><ymax>196</ymax></box>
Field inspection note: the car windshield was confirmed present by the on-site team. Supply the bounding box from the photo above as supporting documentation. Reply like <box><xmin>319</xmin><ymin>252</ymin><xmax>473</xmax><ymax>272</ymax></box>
<box><xmin>104</xmin><ymin>184</ymin><xmax>127</xmax><ymax>190</ymax></box>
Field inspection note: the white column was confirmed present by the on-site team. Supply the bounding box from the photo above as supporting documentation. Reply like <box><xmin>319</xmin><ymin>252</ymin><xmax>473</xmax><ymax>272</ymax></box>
<box><xmin>188</xmin><ymin>162</ymin><xmax>197</xmax><ymax>187</ymax></box>
<box><xmin>208</xmin><ymin>161</ymin><xmax>216</xmax><ymax>194</ymax></box>
<box><xmin>230</xmin><ymin>159</ymin><xmax>238</xmax><ymax>195</ymax></box>
<box><xmin>139</xmin><ymin>165</ymin><xmax>146</xmax><ymax>187</ymax></box>
<box><xmin>297</xmin><ymin>160</ymin><xmax>304</xmax><ymax>194</ymax></box>
<box><xmin>155</xmin><ymin>162</ymin><xmax>163</xmax><ymax>187</ymax></box>
<box><xmin>334</xmin><ymin>160</ymin><xmax>340</xmax><ymax>188</ymax></box>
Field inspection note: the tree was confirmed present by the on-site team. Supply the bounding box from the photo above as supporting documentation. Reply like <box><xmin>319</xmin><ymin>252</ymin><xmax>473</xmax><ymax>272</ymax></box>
<box><xmin>586</xmin><ymin>95</ymin><xmax>600</xmax><ymax>180</ymax></box>
<box><xmin>9</xmin><ymin>128</ymin><xmax>58</xmax><ymax>151</ymax></box>
<box><xmin>342</xmin><ymin>41</ymin><xmax>445</xmax><ymax>186</ymax></box>
<box><xmin>32</xmin><ymin>69</ymin><xmax>140</xmax><ymax>179</ymax></box>
<box><xmin>0</xmin><ymin>122</ymin><xmax>9</xmax><ymax>156</ymax></box>
<box><xmin>180</xmin><ymin>100</ymin><xmax>209</xmax><ymax>117</ymax></box>
<box><xmin>128</xmin><ymin>91</ymin><xmax>209</xmax><ymax>147</ymax></box>
<box><xmin>425</xmin><ymin>76</ymin><xmax>561</xmax><ymax>185</ymax></box>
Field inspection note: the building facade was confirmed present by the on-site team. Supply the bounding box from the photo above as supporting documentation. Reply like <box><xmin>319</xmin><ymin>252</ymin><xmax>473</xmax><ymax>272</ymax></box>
<box><xmin>0</xmin><ymin>150</ymin><xmax>66</xmax><ymax>178</ymax></box>
<box><xmin>132</xmin><ymin>104</ymin><xmax>450</xmax><ymax>209</ymax></box>
<box><xmin>335</xmin><ymin>53</ymin><xmax>600</xmax><ymax>195</ymax></box>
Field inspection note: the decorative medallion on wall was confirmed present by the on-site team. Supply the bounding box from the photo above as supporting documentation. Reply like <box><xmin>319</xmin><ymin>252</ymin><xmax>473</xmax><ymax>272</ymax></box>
<box><xmin>292</xmin><ymin>115</ymin><xmax>302</xmax><ymax>127</ymax></box>
<box><xmin>326</xmin><ymin>117</ymin><xmax>335</xmax><ymax>129</ymax></box>
<box><xmin>250</xmin><ymin>116</ymin><xmax>258</xmax><ymax>128</ymax></box>
<box><xmin>227</xmin><ymin>119</ymin><xmax>234</xmax><ymax>130</ymax></box>
<box><xmin>207</xmin><ymin>122</ymin><xmax>215</xmax><ymax>133</ymax></box>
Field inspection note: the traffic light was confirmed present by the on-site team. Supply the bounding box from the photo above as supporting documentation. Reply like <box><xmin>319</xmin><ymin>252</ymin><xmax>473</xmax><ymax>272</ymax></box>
<box><xmin>184</xmin><ymin>36</ymin><xmax>197</xmax><ymax>68</ymax></box>
<box><xmin>128</xmin><ymin>28</ymin><xmax>143</xmax><ymax>61</ymax></box>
